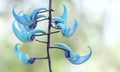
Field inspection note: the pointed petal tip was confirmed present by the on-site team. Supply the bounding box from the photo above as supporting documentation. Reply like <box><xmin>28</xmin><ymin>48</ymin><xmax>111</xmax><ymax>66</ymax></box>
<box><xmin>61</xmin><ymin>4</ymin><xmax>67</xmax><ymax>22</ymax></box>
<box><xmin>12</xmin><ymin>5</ymin><xmax>17</xmax><ymax>15</ymax></box>
<box><xmin>87</xmin><ymin>46</ymin><xmax>92</xmax><ymax>57</ymax></box>
<box><xmin>14</xmin><ymin>44</ymin><xmax>30</xmax><ymax>64</ymax></box>
<box><xmin>74</xmin><ymin>19</ymin><xmax>79</xmax><ymax>27</ymax></box>
<box><xmin>13</xmin><ymin>5</ymin><xmax>17</xmax><ymax>10</ymax></box>
<box><xmin>62</xmin><ymin>4</ymin><xmax>66</xmax><ymax>10</ymax></box>
<box><xmin>71</xmin><ymin>46</ymin><xmax>92</xmax><ymax>65</ymax></box>
<box><xmin>54</xmin><ymin>43</ymin><xmax>92</xmax><ymax>65</ymax></box>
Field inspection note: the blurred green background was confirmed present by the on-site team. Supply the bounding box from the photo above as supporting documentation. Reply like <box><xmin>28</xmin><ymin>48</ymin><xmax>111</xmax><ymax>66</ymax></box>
<box><xmin>0</xmin><ymin>0</ymin><xmax>120</xmax><ymax>72</ymax></box>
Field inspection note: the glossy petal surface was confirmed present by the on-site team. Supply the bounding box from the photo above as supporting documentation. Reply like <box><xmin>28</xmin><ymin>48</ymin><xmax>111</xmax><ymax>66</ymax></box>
<box><xmin>52</xmin><ymin>4</ymin><xmax>78</xmax><ymax>37</ymax></box>
<box><xmin>53</xmin><ymin>20</ymin><xmax>78</xmax><ymax>37</ymax></box>
<box><xmin>12</xmin><ymin>21</ymin><xmax>46</xmax><ymax>42</ymax></box>
<box><xmin>14</xmin><ymin>44</ymin><xmax>30</xmax><ymax>64</ymax></box>
<box><xmin>54</xmin><ymin>43</ymin><xmax>92</xmax><ymax>65</ymax></box>
<box><xmin>12</xmin><ymin>6</ymin><xmax>32</xmax><ymax>25</ymax></box>
<box><xmin>12</xmin><ymin>6</ymin><xmax>46</xmax><ymax>30</ymax></box>
<box><xmin>64</xmin><ymin>19</ymin><xmax>79</xmax><ymax>37</ymax></box>
<box><xmin>30</xmin><ymin>8</ymin><xmax>47</xmax><ymax>22</ymax></box>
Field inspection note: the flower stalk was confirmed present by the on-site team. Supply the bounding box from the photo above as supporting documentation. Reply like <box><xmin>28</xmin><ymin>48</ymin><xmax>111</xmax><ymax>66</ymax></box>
<box><xmin>47</xmin><ymin>0</ymin><xmax>52</xmax><ymax>72</ymax></box>
<box><xmin>34</xmin><ymin>31</ymin><xmax>60</xmax><ymax>36</ymax></box>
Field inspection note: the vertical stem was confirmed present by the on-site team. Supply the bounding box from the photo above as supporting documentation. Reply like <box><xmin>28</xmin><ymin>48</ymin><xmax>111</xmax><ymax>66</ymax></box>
<box><xmin>47</xmin><ymin>0</ymin><xmax>52</xmax><ymax>72</ymax></box>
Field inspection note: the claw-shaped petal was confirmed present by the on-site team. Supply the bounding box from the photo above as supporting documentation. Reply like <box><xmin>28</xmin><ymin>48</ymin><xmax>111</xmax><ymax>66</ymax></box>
<box><xmin>12</xmin><ymin>21</ymin><xmax>28</xmax><ymax>42</ymax></box>
<box><xmin>14</xmin><ymin>44</ymin><xmax>36</xmax><ymax>64</ymax></box>
<box><xmin>30</xmin><ymin>8</ymin><xmax>47</xmax><ymax>22</ymax></box>
<box><xmin>64</xmin><ymin>19</ymin><xmax>78</xmax><ymax>37</ymax></box>
<box><xmin>12</xmin><ymin>21</ymin><xmax>46</xmax><ymax>42</ymax></box>
<box><xmin>12</xmin><ymin>6</ymin><xmax>32</xmax><ymax>25</ymax></box>
<box><xmin>12</xmin><ymin>6</ymin><xmax>46</xmax><ymax>30</ymax></box>
<box><xmin>52</xmin><ymin>4</ymin><xmax>67</xmax><ymax>24</ymax></box>
<box><xmin>54</xmin><ymin>43</ymin><xmax>92</xmax><ymax>65</ymax></box>
<box><xmin>17</xmin><ymin>22</ymin><xmax>32</xmax><ymax>31</ymax></box>
<box><xmin>54</xmin><ymin>19</ymin><xmax>78</xmax><ymax>37</ymax></box>
<box><xmin>52</xmin><ymin>4</ymin><xmax>78</xmax><ymax>37</ymax></box>
<box><xmin>60</xmin><ymin>4</ymin><xmax>67</xmax><ymax>22</ymax></box>
<box><xmin>14</xmin><ymin>44</ymin><xmax>30</xmax><ymax>64</ymax></box>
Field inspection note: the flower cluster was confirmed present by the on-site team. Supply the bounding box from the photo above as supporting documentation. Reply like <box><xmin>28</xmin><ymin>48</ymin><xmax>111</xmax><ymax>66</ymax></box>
<box><xmin>12</xmin><ymin>4</ymin><xmax>92</xmax><ymax>66</ymax></box>
<box><xmin>12</xmin><ymin>6</ymin><xmax>48</xmax><ymax>64</ymax></box>
<box><xmin>52</xmin><ymin>4</ymin><xmax>78</xmax><ymax>37</ymax></box>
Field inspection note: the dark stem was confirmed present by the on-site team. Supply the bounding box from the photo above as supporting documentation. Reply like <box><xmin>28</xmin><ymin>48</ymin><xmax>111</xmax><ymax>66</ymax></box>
<box><xmin>47</xmin><ymin>0</ymin><xmax>52</xmax><ymax>72</ymax></box>
<box><xmin>35</xmin><ymin>57</ymin><xmax>48</xmax><ymax>60</ymax></box>
<box><xmin>37</xmin><ymin>18</ymin><xmax>48</xmax><ymax>22</ymax></box>
<box><xmin>35</xmin><ymin>39</ymin><xmax>47</xmax><ymax>44</ymax></box>
<box><xmin>50</xmin><ymin>47</ymin><xmax>66</xmax><ymax>51</ymax></box>
<box><xmin>38</xmin><ymin>9</ymin><xmax>54</xmax><ymax>13</ymax></box>
<box><xmin>34</xmin><ymin>31</ymin><xmax>60</xmax><ymax>36</ymax></box>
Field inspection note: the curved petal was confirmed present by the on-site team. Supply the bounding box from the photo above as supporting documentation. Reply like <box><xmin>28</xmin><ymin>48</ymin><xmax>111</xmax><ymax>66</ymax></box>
<box><xmin>17</xmin><ymin>12</ymin><xmax>35</xmax><ymax>31</ymax></box>
<box><xmin>54</xmin><ymin>23</ymin><xmax>70</xmax><ymax>37</ymax></box>
<box><xmin>60</xmin><ymin>4</ymin><xmax>67</xmax><ymax>23</ymax></box>
<box><xmin>71</xmin><ymin>47</ymin><xmax>92</xmax><ymax>64</ymax></box>
<box><xmin>14</xmin><ymin>44</ymin><xmax>30</xmax><ymax>64</ymax></box>
<box><xmin>12</xmin><ymin>21</ymin><xmax>28</xmax><ymax>42</ymax></box>
<box><xmin>12</xmin><ymin>21</ymin><xmax>39</xmax><ymax>42</ymax></box>
<box><xmin>12</xmin><ymin>6</ymin><xmax>47</xmax><ymax>28</ymax></box>
<box><xmin>27</xmin><ymin>29</ymin><xmax>46</xmax><ymax>41</ymax></box>
<box><xmin>17</xmin><ymin>22</ymin><xmax>38</xmax><ymax>31</ymax></box>
<box><xmin>12</xmin><ymin>6</ymin><xmax>32</xmax><ymax>25</ymax></box>
<box><xmin>63</xmin><ymin>25</ymin><xmax>70</xmax><ymax>37</ymax></box>
<box><xmin>57</xmin><ymin>20</ymin><xmax>78</xmax><ymax>37</ymax></box>
<box><xmin>64</xmin><ymin>19</ymin><xmax>79</xmax><ymax>37</ymax></box>
<box><xmin>23</xmin><ymin>14</ymin><xmax>33</xmax><ymax>23</ymax></box>
<box><xmin>52</xmin><ymin>4</ymin><xmax>67</xmax><ymax>24</ymax></box>
<box><xmin>54</xmin><ymin>43</ymin><xmax>92</xmax><ymax>65</ymax></box>
<box><xmin>30</xmin><ymin>8</ymin><xmax>47</xmax><ymax>21</ymax></box>
<box><xmin>17</xmin><ymin>22</ymin><xmax>31</xmax><ymax>31</ymax></box>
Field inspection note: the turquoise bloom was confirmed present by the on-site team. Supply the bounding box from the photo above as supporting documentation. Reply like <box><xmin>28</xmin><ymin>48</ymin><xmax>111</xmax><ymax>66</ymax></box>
<box><xmin>55</xmin><ymin>19</ymin><xmax>78</xmax><ymax>37</ymax></box>
<box><xmin>12</xmin><ymin>21</ymin><xmax>46</xmax><ymax>42</ymax></box>
<box><xmin>15</xmin><ymin>44</ymin><xmax>36</xmax><ymax>64</ymax></box>
<box><xmin>14</xmin><ymin>44</ymin><xmax>32</xmax><ymax>64</ymax></box>
<box><xmin>54</xmin><ymin>43</ymin><xmax>92</xmax><ymax>64</ymax></box>
<box><xmin>52</xmin><ymin>4</ymin><xmax>67</xmax><ymax>24</ymax></box>
<box><xmin>52</xmin><ymin>4</ymin><xmax>78</xmax><ymax>37</ymax></box>
<box><xmin>12</xmin><ymin>6</ymin><xmax>46</xmax><ymax>31</ymax></box>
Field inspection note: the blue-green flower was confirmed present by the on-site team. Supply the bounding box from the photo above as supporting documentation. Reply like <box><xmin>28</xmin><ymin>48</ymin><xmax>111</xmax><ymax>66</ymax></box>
<box><xmin>52</xmin><ymin>4</ymin><xmax>78</xmax><ymax>37</ymax></box>
<box><xmin>14</xmin><ymin>44</ymin><xmax>30</xmax><ymax>64</ymax></box>
<box><xmin>14</xmin><ymin>44</ymin><xmax>36</xmax><ymax>64</ymax></box>
<box><xmin>54</xmin><ymin>43</ymin><xmax>92</xmax><ymax>65</ymax></box>
<box><xmin>12</xmin><ymin>6</ymin><xmax>46</xmax><ymax>31</ymax></box>
<box><xmin>52</xmin><ymin>4</ymin><xmax>67</xmax><ymax>24</ymax></box>
<box><xmin>12</xmin><ymin>21</ymin><xmax>46</xmax><ymax>42</ymax></box>
<box><xmin>56</xmin><ymin>19</ymin><xmax>78</xmax><ymax>37</ymax></box>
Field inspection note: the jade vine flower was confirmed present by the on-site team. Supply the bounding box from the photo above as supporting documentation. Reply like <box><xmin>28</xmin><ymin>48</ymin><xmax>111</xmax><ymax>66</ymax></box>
<box><xmin>14</xmin><ymin>44</ymin><xmax>36</xmax><ymax>64</ymax></box>
<box><xmin>54</xmin><ymin>43</ymin><xmax>92</xmax><ymax>64</ymax></box>
<box><xmin>55</xmin><ymin>20</ymin><xmax>78</xmax><ymax>37</ymax></box>
<box><xmin>52</xmin><ymin>4</ymin><xmax>78</xmax><ymax>37</ymax></box>
<box><xmin>12</xmin><ymin>21</ymin><xmax>46</xmax><ymax>42</ymax></box>
<box><xmin>12</xmin><ymin>6</ymin><xmax>46</xmax><ymax>31</ymax></box>
<box><xmin>52</xmin><ymin>4</ymin><xmax>67</xmax><ymax>24</ymax></box>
